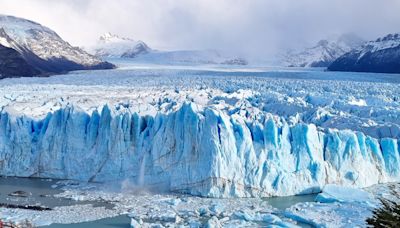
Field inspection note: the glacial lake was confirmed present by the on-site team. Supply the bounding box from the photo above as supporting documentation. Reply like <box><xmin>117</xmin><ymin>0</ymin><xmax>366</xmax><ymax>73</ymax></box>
<box><xmin>0</xmin><ymin>177</ymin><xmax>317</xmax><ymax>227</ymax></box>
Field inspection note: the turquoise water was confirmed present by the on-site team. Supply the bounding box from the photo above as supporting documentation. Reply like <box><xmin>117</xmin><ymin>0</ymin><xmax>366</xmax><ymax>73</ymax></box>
<box><xmin>0</xmin><ymin>177</ymin><xmax>110</xmax><ymax>208</ymax></box>
<box><xmin>264</xmin><ymin>194</ymin><xmax>317</xmax><ymax>210</ymax></box>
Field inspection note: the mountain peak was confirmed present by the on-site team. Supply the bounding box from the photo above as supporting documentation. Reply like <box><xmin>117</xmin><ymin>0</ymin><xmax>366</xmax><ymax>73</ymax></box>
<box><xmin>281</xmin><ymin>34</ymin><xmax>365</xmax><ymax>67</ymax></box>
<box><xmin>376</xmin><ymin>33</ymin><xmax>400</xmax><ymax>42</ymax></box>
<box><xmin>98</xmin><ymin>32</ymin><xmax>134</xmax><ymax>43</ymax></box>
<box><xmin>328</xmin><ymin>32</ymin><xmax>400</xmax><ymax>73</ymax></box>
<box><xmin>361</xmin><ymin>33</ymin><xmax>400</xmax><ymax>53</ymax></box>
<box><xmin>0</xmin><ymin>15</ymin><xmax>114</xmax><ymax>78</ymax></box>
<box><xmin>0</xmin><ymin>14</ymin><xmax>42</xmax><ymax>27</ymax></box>
<box><xmin>88</xmin><ymin>33</ymin><xmax>151</xmax><ymax>58</ymax></box>
<box><xmin>99</xmin><ymin>32</ymin><xmax>115</xmax><ymax>41</ymax></box>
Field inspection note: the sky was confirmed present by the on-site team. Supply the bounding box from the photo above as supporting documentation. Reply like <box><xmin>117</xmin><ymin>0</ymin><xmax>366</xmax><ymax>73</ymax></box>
<box><xmin>1</xmin><ymin>0</ymin><xmax>400</xmax><ymax>59</ymax></box>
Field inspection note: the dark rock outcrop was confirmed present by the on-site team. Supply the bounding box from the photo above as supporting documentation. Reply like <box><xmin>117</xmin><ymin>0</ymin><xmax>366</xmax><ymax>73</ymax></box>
<box><xmin>0</xmin><ymin>44</ymin><xmax>40</xmax><ymax>78</ymax></box>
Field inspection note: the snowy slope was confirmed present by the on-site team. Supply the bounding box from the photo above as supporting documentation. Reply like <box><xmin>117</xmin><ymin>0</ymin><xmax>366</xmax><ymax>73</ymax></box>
<box><xmin>87</xmin><ymin>33</ymin><xmax>151</xmax><ymax>58</ymax></box>
<box><xmin>282</xmin><ymin>34</ymin><xmax>364</xmax><ymax>67</ymax></box>
<box><xmin>0</xmin><ymin>15</ymin><xmax>114</xmax><ymax>77</ymax></box>
<box><xmin>328</xmin><ymin>33</ymin><xmax>400</xmax><ymax>73</ymax></box>
<box><xmin>0</xmin><ymin>66</ymin><xmax>399</xmax><ymax>197</ymax></box>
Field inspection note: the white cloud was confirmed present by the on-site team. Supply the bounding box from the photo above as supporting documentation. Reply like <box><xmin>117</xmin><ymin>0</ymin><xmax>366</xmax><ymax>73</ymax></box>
<box><xmin>0</xmin><ymin>0</ymin><xmax>399</xmax><ymax>59</ymax></box>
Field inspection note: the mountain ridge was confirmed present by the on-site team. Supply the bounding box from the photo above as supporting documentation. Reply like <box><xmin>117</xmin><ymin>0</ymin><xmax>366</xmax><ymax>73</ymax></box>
<box><xmin>328</xmin><ymin>33</ymin><xmax>400</xmax><ymax>73</ymax></box>
<box><xmin>0</xmin><ymin>15</ymin><xmax>114</xmax><ymax>78</ymax></box>
<box><xmin>88</xmin><ymin>33</ymin><xmax>248</xmax><ymax>65</ymax></box>
<box><xmin>87</xmin><ymin>32</ymin><xmax>151</xmax><ymax>58</ymax></box>
<box><xmin>281</xmin><ymin>34</ymin><xmax>364</xmax><ymax>67</ymax></box>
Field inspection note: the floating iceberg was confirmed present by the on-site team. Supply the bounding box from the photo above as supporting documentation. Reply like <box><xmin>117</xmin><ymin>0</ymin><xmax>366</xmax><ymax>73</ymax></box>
<box><xmin>0</xmin><ymin>102</ymin><xmax>399</xmax><ymax>197</ymax></box>
<box><xmin>283</xmin><ymin>183</ymin><xmax>395</xmax><ymax>227</ymax></box>
<box><xmin>315</xmin><ymin>184</ymin><xmax>375</xmax><ymax>204</ymax></box>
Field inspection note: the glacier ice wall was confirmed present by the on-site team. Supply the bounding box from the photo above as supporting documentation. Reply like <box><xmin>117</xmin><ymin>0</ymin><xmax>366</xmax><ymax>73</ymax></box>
<box><xmin>0</xmin><ymin>103</ymin><xmax>399</xmax><ymax>197</ymax></box>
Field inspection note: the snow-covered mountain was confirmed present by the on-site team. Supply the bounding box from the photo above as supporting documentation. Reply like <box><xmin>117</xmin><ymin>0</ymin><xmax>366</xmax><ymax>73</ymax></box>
<box><xmin>87</xmin><ymin>33</ymin><xmax>248</xmax><ymax>65</ymax></box>
<box><xmin>87</xmin><ymin>33</ymin><xmax>151</xmax><ymax>58</ymax></box>
<box><xmin>0</xmin><ymin>15</ymin><xmax>114</xmax><ymax>78</ymax></box>
<box><xmin>281</xmin><ymin>34</ymin><xmax>365</xmax><ymax>67</ymax></box>
<box><xmin>328</xmin><ymin>33</ymin><xmax>400</xmax><ymax>73</ymax></box>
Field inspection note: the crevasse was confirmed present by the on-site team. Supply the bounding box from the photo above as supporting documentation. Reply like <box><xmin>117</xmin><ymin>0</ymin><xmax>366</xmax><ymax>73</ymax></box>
<box><xmin>0</xmin><ymin>103</ymin><xmax>398</xmax><ymax>197</ymax></box>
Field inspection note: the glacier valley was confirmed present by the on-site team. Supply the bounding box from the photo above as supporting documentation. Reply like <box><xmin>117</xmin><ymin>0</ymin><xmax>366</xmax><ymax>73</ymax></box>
<box><xmin>0</xmin><ymin>62</ymin><xmax>399</xmax><ymax>226</ymax></box>
<box><xmin>1</xmin><ymin>63</ymin><xmax>399</xmax><ymax>197</ymax></box>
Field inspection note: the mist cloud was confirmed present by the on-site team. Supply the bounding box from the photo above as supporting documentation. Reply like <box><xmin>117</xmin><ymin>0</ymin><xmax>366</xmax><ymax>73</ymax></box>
<box><xmin>1</xmin><ymin>0</ymin><xmax>399</xmax><ymax>59</ymax></box>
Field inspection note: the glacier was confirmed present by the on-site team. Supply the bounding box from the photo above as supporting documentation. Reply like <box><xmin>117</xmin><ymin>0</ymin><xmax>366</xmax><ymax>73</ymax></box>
<box><xmin>1</xmin><ymin>64</ymin><xmax>400</xmax><ymax>226</ymax></box>
<box><xmin>0</xmin><ymin>64</ymin><xmax>399</xmax><ymax>198</ymax></box>
<box><xmin>1</xmin><ymin>101</ymin><xmax>399</xmax><ymax>197</ymax></box>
